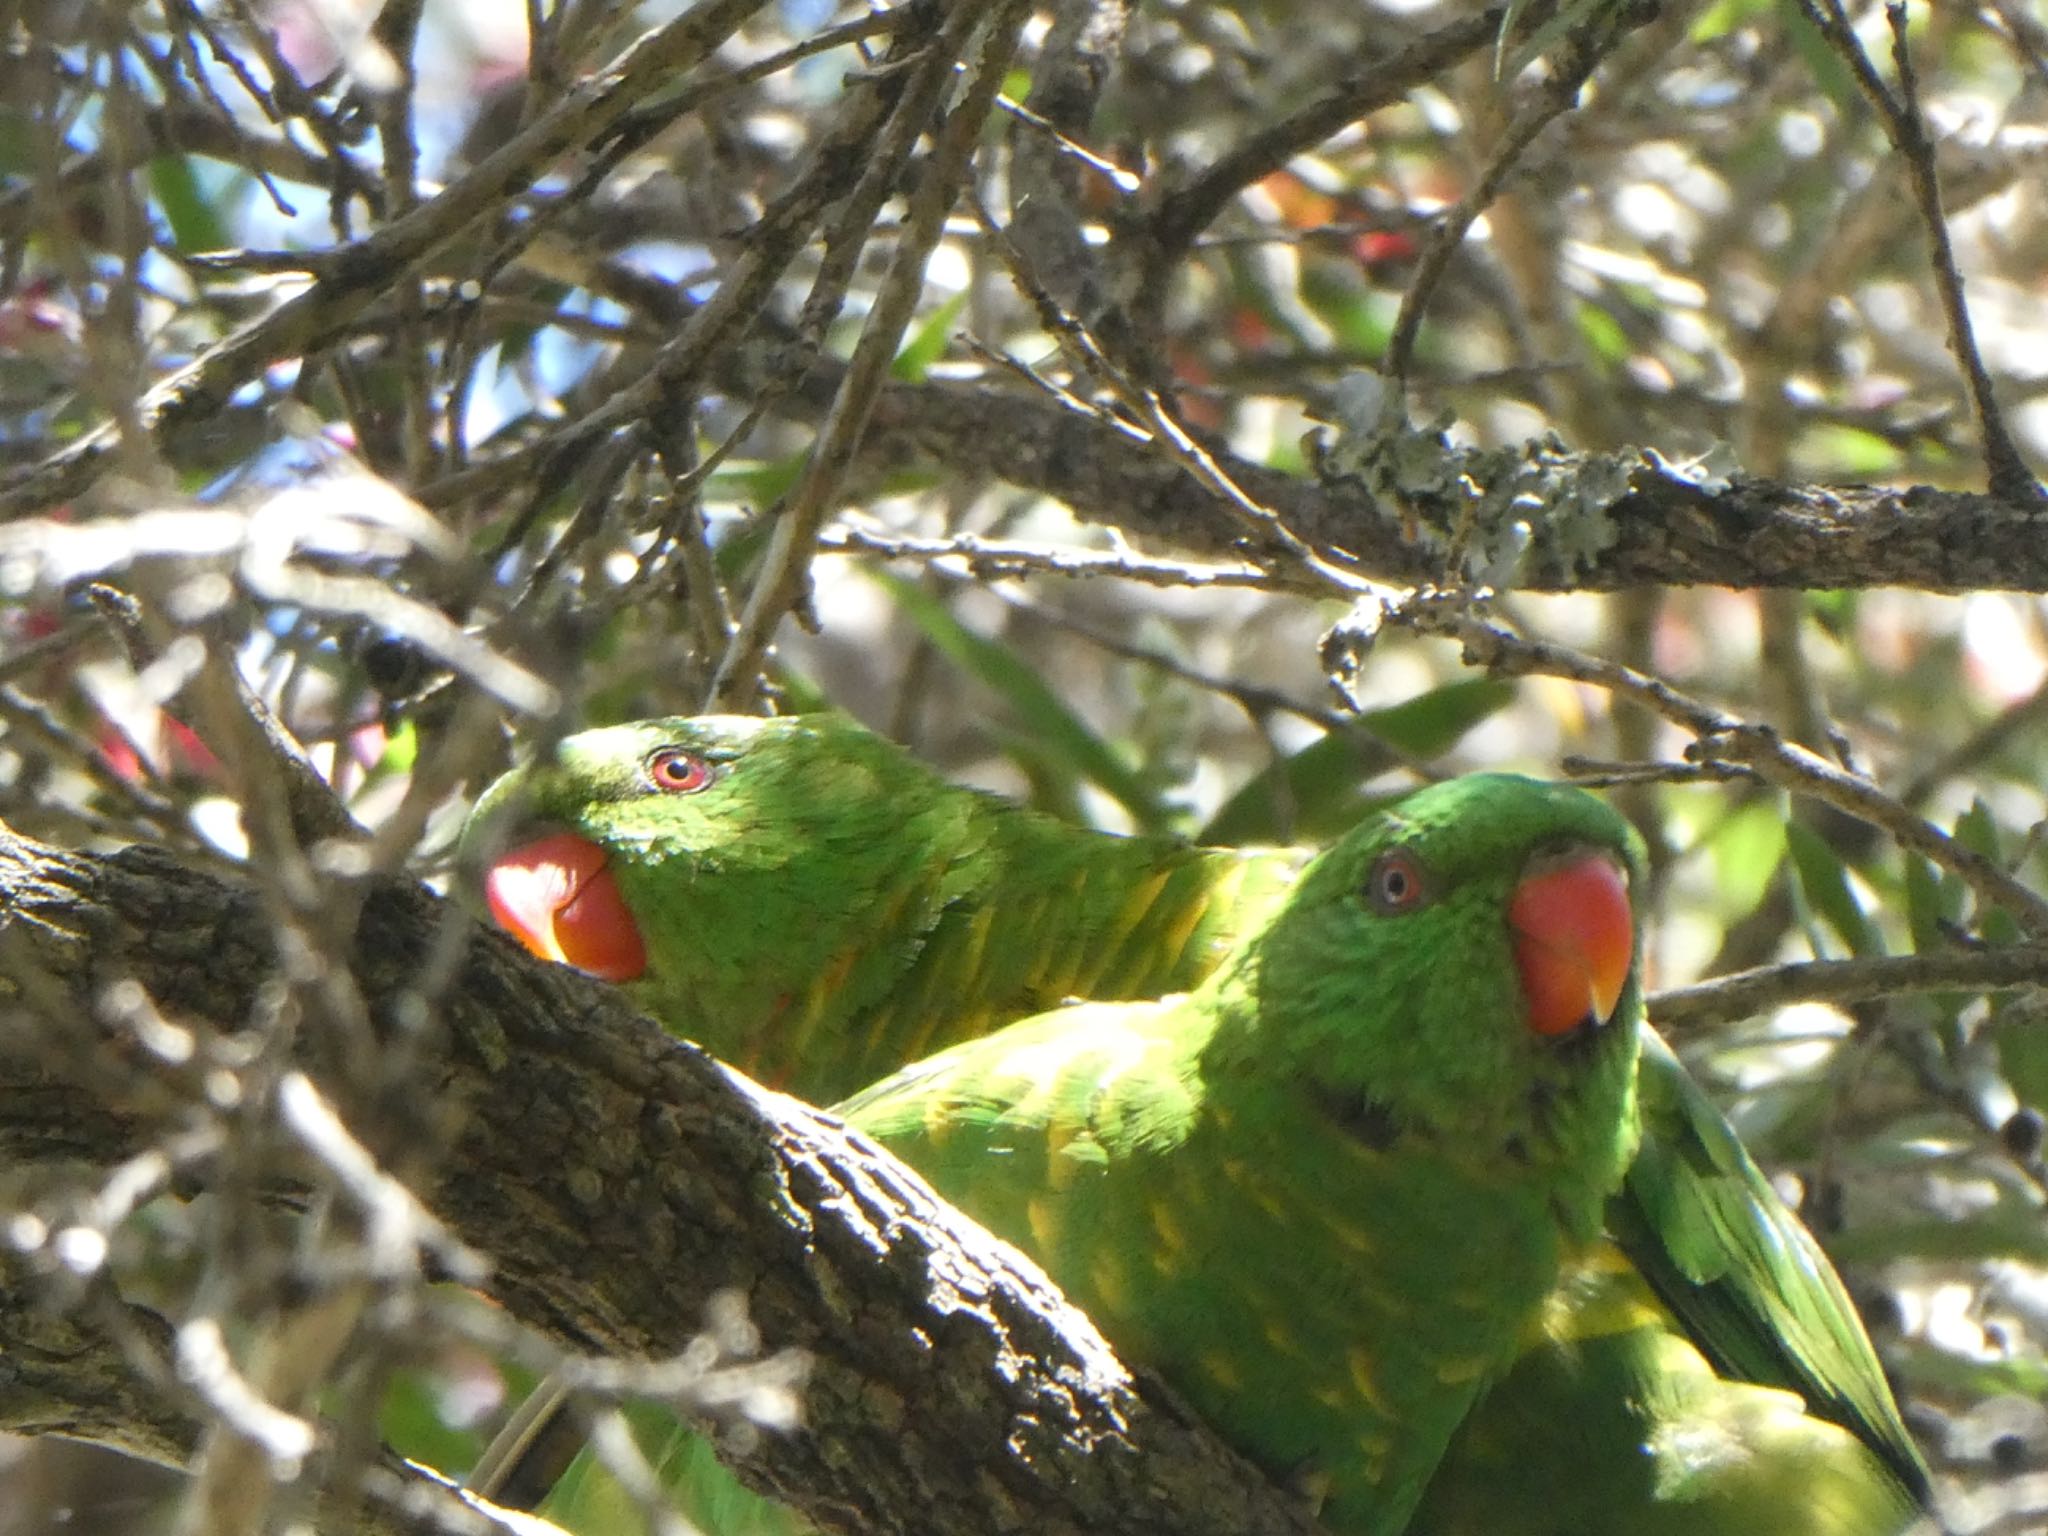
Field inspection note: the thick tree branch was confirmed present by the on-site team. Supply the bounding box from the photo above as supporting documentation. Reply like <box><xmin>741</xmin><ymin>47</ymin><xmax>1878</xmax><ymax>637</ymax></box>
<box><xmin>0</xmin><ymin>827</ymin><xmax>1318</xmax><ymax>1536</ymax></box>
<box><xmin>0</xmin><ymin>1247</ymin><xmax>189</xmax><ymax>1469</ymax></box>
<box><xmin>858</xmin><ymin>378</ymin><xmax>2048</xmax><ymax>592</ymax></box>
<box><xmin>412</xmin><ymin>354</ymin><xmax>2048</xmax><ymax>593</ymax></box>
<box><xmin>0</xmin><ymin>1247</ymin><xmax>525</xmax><ymax>1536</ymax></box>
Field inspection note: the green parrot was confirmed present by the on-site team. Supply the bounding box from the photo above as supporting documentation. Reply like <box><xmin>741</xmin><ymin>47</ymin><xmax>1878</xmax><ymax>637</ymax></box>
<box><xmin>461</xmin><ymin>714</ymin><xmax>1931</xmax><ymax>1535</ymax></box>
<box><xmin>461</xmin><ymin>712</ymin><xmax>1307</xmax><ymax>1098</ymax></box>
<box><xmin>836</xmin><ymin>770</ymin><xmax>1647</xmax><ymax>1536</ymax></box>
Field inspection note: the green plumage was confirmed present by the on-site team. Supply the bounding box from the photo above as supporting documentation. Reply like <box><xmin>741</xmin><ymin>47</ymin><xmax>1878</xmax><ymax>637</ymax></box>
<box><xmin>462</xmin><ymin>714</ymin><xmax>1931</xmax><ymax>1535</ymax></box>
<box><xmin>462</xmin><ymin>713</ymin><xmax>1301</xmax><ymax>1096</ymax></box>
<box><xmin>841</xmin><ymin>772</ymin><xmax>1646</xmax><ymax>1536</ymax></box>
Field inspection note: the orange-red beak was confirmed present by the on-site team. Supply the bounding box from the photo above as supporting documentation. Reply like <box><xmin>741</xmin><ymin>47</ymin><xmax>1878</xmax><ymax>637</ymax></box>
<box><xmin>483</xmin><ymin>830</ymin><xmax>648</xmax><ymax>983</ymax></box>
<box><xmin>1508</xmin><ymin>850</ymin><xmax>1633</xmax><ymax>1038</ymax></box>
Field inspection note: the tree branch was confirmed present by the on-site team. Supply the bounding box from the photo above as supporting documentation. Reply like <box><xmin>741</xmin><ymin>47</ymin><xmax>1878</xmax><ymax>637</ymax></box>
<box><xmin>857</xmin><ymin>377</ymin><xmax>2048</xmax><ymax>592</ymax></box>
<box><xmin>0</xmin><ymin>827</ymin><xmax>1318</xmax><ymax>1536</ymax></box>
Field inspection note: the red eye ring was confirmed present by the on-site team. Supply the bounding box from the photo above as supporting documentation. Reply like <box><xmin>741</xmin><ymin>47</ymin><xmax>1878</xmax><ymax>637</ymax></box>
<box><xmin>646</xmin><ymin>747</ymin><xmax>714</xmax><ymax>794</ymax></box>
<box><xmin>1365</xmin><ymin>850</ymin><xmax>1428</xmax><ymax>914</ymax></box>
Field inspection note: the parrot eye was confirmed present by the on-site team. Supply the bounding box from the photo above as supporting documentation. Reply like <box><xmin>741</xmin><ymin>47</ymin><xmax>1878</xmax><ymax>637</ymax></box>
<box><xmin>645</xmin><ymin>747</ymin><xmax>714</xmax><ymax>794</ymax></box>
<box><xmin>1364</xmin><ymin>850</ymin><xmax>1428</xmax><ymax>914</ymax></box>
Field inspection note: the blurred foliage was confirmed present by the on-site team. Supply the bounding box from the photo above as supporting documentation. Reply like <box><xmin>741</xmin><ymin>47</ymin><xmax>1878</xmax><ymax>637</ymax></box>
<box><xmin>3</xmin><ymin>0</ymin><xmax>2048</xmax><ymax>1531</ymax></box>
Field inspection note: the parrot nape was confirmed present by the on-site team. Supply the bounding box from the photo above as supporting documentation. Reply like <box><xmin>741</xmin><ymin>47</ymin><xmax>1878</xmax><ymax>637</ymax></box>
<box><xmin>461</xmin><ymin>714</ymin><xmax>1930</xmax><ymax>1535</ymax></box>
<box><xmin>837</xmin><ymin>770</ymin><xmax>1647</xmax><ymax>1536</ymax></box>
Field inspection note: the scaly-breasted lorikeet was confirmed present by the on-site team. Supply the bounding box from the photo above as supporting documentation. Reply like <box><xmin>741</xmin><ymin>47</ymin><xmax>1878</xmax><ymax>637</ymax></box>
<box><xmin>835</xmin><ymin>769</ymin><xmax>1646</xmax><ymax>1534</ymax></box>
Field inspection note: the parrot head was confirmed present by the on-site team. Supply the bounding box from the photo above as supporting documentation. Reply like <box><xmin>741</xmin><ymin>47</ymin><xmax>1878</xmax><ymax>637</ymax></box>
<box><xmin>459</xmin><ymin>713</ymin><xmax>976</xmax><ymax>984</ymax></box>
<box><xmin>1212</xmin><ymin>771</ymin><xmax>1646</xmax><ymax>1220</ymax></box>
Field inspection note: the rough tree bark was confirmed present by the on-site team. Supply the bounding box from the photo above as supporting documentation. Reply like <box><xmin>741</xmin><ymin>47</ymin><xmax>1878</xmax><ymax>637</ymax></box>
<box><xmin>0</xmin><ymin>826</ymin><xmax>1320</xmax><ymax>1536</ymax></box>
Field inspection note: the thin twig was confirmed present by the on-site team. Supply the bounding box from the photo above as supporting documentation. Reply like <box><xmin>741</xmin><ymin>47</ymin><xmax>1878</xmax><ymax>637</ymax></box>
<box><xmin>822</xmin><ymin>525</ymin><xmax>1285</xmax><ymax>590</ymax></box>
<box><xmin>1899</xmin><ymin>669</ymin><xmax>2048</xmax><ymax>811</ymax></box>
<box><xmin>975</xmin><ymin>581</ymin><xmax>1356</xmax><ymax>733</ymax></box>
<box><xmin>1794</xmin><ymin>0</ymin><xmax>2043</xmax><ymax>503</ymax></box>
<box><xmin>0</xmin><ymin>0</ymin><xmax>780</xmax><ymax>518</ymax></box>
<box><xmin>708</xmin><ymin>2</ymin><xmax>1038</xmax><ymax>709</ymax></box>
<box><xmin>1140</xmin><ymin>6</ymin><xmax>1504</xmax><ymax>268</ymax></box>
<box><xmin>1384</xmin><ymin>7</ymin><xmax>1643</xmax><ymax>392</ymax></box>
<box><xmin>1882</xmin><ymin>3</ymin><xmax>2041</xmax><ymax>502</ymax></box>
<box><xmin>969</xmin><ymin>193</ymin><xmax>1380</xmax><ymax>597</ymax></box>
<box><xmin>1651</xmin><ymin>947</ymin><xmax>2048</xmax><ymax>1029</ymax></box>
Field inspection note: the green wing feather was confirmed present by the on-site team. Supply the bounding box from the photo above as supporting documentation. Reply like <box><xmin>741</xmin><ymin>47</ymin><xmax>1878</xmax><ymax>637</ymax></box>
<box><xmin>1604</xmin><ymin>1030</ymin><xmax>1930</xmax><ymax>1499</ymax></box>
<box><xmin>1412</xmin><ymin>1242</ymin><xmax>1926</xmax><ymax>1536</ymax></box>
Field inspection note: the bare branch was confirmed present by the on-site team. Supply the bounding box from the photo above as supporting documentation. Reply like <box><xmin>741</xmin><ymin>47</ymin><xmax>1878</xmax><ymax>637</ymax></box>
<box><xmin>1650</xmin><ymin>948</ymin><xmax>2048</xmax><ymax>1030</ymax></box>
<box><xmin>710</xmin><ymin>2</ymin><xmax>1037</xmax><ymax>708</ymax></box>
<box><xmin>0</xmin><ymin>0</ymin><xmax>780</xmax><ymax>520</ymax></box>
<box><xmin>1397</xmin><ymin>594</ymin><xmax>2048</xmax><ymax>937</ymax></box>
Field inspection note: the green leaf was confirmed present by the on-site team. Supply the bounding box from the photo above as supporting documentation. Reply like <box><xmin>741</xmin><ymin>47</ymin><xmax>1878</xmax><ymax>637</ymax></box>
<box><xmin>495</xmin><ymin>279</ymin><xmax>574</xmax><ymax>369</ymax></box>
<box><xmin>1885</xmin><ymin>1338</ymin><xmax>2048</xmax><ymax>1401</ymax></box>
<box><xmin>373</xmin><ymin>717</ymin><xmax>419</xmax><ymax>778</ymax></box>
<box><xmin>1785</xmin><ymin>821</ymin><xmax>1883</xmax><ymax>957</ymax></box>
<box><xmin>1362</xmin><ymin>677</ymin><xmax>1517</xmax><ymax>756</ymax></box>
<box><xmin>1304</xmin><ymin>274</ymin><xmax>1397</xmax><ymax>355</ymax></box>
<box><xmin>997</xmin><ymin>731</ymin><xmax>1094</xmax><ymax>828</ymax></box>
<box><xmin>874</xmin><ymin>571</ymin><xmax>1170</xmax><ymax>831</ymax></box>
<box><xmin>891</xmin><ymin>291</ymin><xmax>967</xmax><ymax>382</ymax></box>
<box><xmin>1829</xmin><ymin>1209</ymin><xmax>2048</xmax><ymax>1267</ymax></box>
<box><xmin>1199</xmin><ymin>731</ymin><xmax>1391</xmax><ymax>847</ymax></box>
<box><xmin>708</xmin><ymin>446</ymin><xmax>810</xmax><ymax>511</ymax></box>
<box><xmin>1782</xmin><ymin>0</ymin><xmax>1861</xmax><ymax>119</ymax></box>
<box><xmin>1804</xmin><ymin>590</ymin><xmax>1858</xmax><ymax>639</ymax></box>
<box><xmin>375</xmin><ymin>1364</ymin><xmax>507</xmax><ymax>1478</ymax></box>
<box><xmin>1692</xmin><ymin>0</ymin><xmax>1775</xmax><ymax>42</ymax></box>
<box><xmin>1707</xmin><ymin>798</ymin><xmax>1787</xmax><ymax>922</ymax></box>
<box><xmin>1494</xmin><ymin>0</ymin><xmax>1604</xmax><ymax>81</ymax></box>
<box><xmin>773</xmin><ymin>671</ymin><xmax>833</xmax><ymax>715</ymax></box>
<box><xmin>150</xmin><ymin>154</ymin><xmax>231</xmax><ymax>253</ymax></box>
<box><xmin>1992</xmin><ymin>998</ymin><xmax>2048</xmax><ymax>1117</ymax></box>
<box><xmin>1574</xmin><ymin>301</ymin><xmax>1629</xmax><ymax>367</ymax></box>
<box><xmin>1955</xmin><ymin>798</ymin><xmax>2025</xmax><ymax>945</ymax></box>
<box><xmin>1900</xmin><ymin>853</ymin><xmax>1973</xmax><ymax>1033</ymax></box>
<box><xmin>1800</xmin><ymin>423</ymin><xmax>1901</xmax><ymax>479</ymax></box>
<box><xmin>1902</xmin><ymin>854</ymin><xmax>1958</xmax><ymax>954</ymax></box>
<box><xmin>1955</xmin><ymin>798</ymin><xmax>2003</xmax><ymax>862</ymax></box>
